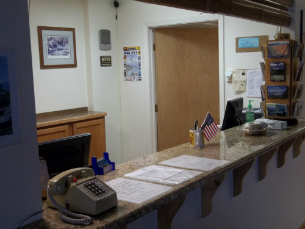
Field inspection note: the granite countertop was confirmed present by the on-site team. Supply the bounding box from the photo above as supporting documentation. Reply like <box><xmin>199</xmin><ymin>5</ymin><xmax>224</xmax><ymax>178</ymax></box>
<box><xmin>23</xmin><ymin>120</ymin><xmax>305</xmax><ymax>229</ymax></box>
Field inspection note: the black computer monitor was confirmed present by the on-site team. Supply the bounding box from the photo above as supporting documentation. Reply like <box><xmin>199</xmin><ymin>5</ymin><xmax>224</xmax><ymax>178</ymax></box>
<box><xmin>38</xmin><ymin>133</ymin><xmax>91</xmax><ymax>178</ymax></box>
<box><xmin>221</xmin><ymin>97</ymin><xmax>243</xmax><ymax>131</ymax></box>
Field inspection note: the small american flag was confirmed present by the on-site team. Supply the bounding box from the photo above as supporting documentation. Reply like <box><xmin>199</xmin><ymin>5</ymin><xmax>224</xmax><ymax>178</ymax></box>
<box><xmin>203</xmin><ymin>112</ymin><xmax>218</xmax><ymax>141</ymax></box>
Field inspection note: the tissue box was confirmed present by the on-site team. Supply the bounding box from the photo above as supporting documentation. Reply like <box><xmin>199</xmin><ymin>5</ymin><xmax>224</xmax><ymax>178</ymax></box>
<box><xmin>254</xmin><ymin>118</ymin><xmax>287</xmax><ymax>130</ymax></box>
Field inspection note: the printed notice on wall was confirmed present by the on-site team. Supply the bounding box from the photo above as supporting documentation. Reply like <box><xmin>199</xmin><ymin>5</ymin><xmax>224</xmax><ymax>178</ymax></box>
<box><xmin>106</xmin><ymin>178</ymin><xmax>172</xmax><ymax>204</ymax></box>
<box><xmin>232</xmin><ymin>69</ymin><xmax>247</xmax><ymax>91</ymax></box>
<box><xmin>124</xmin><ymin>46</ymin><xmax>141</xmax><ymax>81</ymax></box>
<box><xmin>247</xmin><ymin>69</ymin><xmax>264</xmax><ymax>97</ymax></box>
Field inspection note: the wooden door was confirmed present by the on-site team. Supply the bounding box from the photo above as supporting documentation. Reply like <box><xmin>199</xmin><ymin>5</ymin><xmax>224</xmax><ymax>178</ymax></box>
<box><xmin>37</xmin><ymin>125</ymin><xmax>71</xmax><ymax>143</ymax></box>
<box><xmin>73</xmin><ymin>118</ymin><xmax>106</xmax><ymax>165</ymax></box>
<box><xmin>155</xmin><ymin>28</ymin><xmax>219</xmax><ymax>151</ymax></box>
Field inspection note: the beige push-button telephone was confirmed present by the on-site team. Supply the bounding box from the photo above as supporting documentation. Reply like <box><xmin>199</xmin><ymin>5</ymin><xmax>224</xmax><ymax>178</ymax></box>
<box><xmin>47</xmin><ymin>167</ymin><xmax>117</xmax><ymax>225</ymax></box>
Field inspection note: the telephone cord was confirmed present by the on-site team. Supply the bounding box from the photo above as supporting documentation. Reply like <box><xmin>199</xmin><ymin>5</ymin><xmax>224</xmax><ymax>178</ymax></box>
<box><xmin>47</xmin><ymin>186</ymin><xmax>93</xmax><ymax>225</ymax></box>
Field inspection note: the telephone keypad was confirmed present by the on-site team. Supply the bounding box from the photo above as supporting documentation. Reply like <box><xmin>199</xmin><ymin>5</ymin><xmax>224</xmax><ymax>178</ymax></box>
<box><xmin>80</xmin><ymin>178</ymin><xmax>114</xmax><ymax>200</ymax></box>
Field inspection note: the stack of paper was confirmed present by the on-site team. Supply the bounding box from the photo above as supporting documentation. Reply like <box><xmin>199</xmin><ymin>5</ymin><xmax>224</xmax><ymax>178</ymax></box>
<box><xmin>124</xmin><ymin>165</ymin><xmax>202</xmax><ymax>185</ymax></box>
<box><xmin>159</xmin><ymin>155</ymin><xmax>229</xmax><ymax>171</ymax></box>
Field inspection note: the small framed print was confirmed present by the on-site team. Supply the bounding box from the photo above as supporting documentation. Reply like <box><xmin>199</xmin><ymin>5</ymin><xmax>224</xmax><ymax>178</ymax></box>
<box><xmin>37</xmin><ymin>26</ymin><xmax>77</xmax><ymax>69</ymax></box>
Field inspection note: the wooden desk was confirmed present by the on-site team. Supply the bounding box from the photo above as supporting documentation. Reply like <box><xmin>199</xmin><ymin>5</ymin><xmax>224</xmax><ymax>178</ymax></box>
<box><xmin>25</xmin><ymin>119</ymin><xmax>305</xmax><ymax>229</ymax></box>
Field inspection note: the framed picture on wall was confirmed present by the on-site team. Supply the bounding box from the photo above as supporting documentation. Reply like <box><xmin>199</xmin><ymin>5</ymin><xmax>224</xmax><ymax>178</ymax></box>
<box><xmin>37</xmin><ymin>26</ymin><xmax>77</xmax><ymax>69</ymax></box>
<box><xmin>0</xmin><ymin>49</ymin><xmax>22</xmax><ymax>145</ymax></box>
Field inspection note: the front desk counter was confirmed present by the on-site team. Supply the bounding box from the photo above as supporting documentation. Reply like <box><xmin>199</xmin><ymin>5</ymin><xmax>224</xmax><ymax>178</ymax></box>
<box><xmin>23</xmin><ymin>120</ymin><xmax>305</xmax><ymax>229</ymax></box>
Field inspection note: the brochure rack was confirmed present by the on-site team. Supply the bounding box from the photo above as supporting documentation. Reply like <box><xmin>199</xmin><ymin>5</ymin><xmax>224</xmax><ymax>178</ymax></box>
<box><xmin>263</xmin><ymin>38</ymin><xmax>302</xmax><ymax>120</ymax></box>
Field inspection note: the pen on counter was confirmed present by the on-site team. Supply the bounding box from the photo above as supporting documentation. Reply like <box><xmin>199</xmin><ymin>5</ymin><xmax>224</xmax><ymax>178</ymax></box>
<box><xmin>194</xmin><ymin>120</ymin><xmax>198</xmax><ymax>130</ymax></box>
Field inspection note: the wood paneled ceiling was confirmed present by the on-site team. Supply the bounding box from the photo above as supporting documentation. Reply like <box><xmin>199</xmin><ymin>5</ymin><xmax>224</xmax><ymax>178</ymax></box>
<box><xmin>135</xmin><ymin>0</ymin><xmax>294</xmax><ymax>27</ymax></box>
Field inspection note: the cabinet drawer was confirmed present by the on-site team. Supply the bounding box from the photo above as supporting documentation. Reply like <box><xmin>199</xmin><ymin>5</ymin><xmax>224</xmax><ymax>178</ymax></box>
<box><xmin>37</xmin><ymin>125</ymin><xmax>71</xmax><ymax>143</ymax></box>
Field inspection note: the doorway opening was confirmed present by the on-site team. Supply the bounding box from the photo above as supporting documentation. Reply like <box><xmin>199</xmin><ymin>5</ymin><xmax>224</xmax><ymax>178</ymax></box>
<box><xmin>142</xmin><ymin>15</ymin><xmax>225</xmax><ymax>154</ymax></box>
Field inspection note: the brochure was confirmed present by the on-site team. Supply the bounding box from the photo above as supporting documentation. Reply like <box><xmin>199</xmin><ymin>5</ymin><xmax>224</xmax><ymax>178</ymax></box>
<box><xmin>260</xmin><ymin>62</ymin><xmax>265</xmax><ymax>81</ymax></box>
<box><xmin>266</xmin><ymin>103</ymin><xmax>288</xmax><ymax>117</ymax></box>
<box><xmin>294</xmin><ymin>61</ymin><xmax>304</xmax><ymax>81</ymax></box>
<box><xmin>260</xmin><ymin>85</ymin><xmax>266</xmax><ymax>101</ymax></box>
<box><xmin>294</xmin><ymin>42</ymin><xmax>304</xmax><ymax>58</ymax></box>
<box><xmin>293</xmin><ymin>84</ymin><xmax>303</xmax><ymax>99</ymax></box>
<box><xmin>270</xmin><ymin>62</ymin><xmax>285</xmax><ymax>82</ymax></box>
<box><xmin>293</xmin><ymin>101</ymin><xmax>303</xmax><ymax>117</ymax></box>
<box><xmin>267</xmin><ymin>86</ymin><xmax>288</xmax><ymax>99</ymax></box>
<box><xmin>260</xmin><ymin>101</ymin><xmax>266</xmax><ymax>117</ymax></box>
<box><xmin>267</xmin><ymin>40</ymin><xmax>289</xmax><ymax>58</ymax></box>
<box><xmin>261</xmin><ymin>45</ymin><xmax>265</xmax><ymax>59</ymax></box>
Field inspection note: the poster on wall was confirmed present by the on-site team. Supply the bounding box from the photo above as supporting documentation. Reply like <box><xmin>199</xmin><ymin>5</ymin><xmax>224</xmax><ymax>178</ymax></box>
<box><xmin>0</xmin><ymin>50</ymin><xmax>22</xmax><ymax>145</ymax></box>
<box><xmin>123</xmin><ymin>46</ymin><xmax>141</xmax><ymax>81</ymax></box>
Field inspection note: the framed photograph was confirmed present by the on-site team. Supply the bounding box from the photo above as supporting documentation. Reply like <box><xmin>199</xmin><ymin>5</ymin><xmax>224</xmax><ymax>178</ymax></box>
<box><xmin>37</xmin><ymin>26</ymin><xmax>77</xmax><ymax>69</ymax></box>
<box><xmin>0</xmin><ymin>49</ymin><xmax>22</xmax><ymax>145</ymax></box>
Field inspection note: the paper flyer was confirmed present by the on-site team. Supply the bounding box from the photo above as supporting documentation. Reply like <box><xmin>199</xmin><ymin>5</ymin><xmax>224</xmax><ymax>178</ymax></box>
<box><xmin>123</xmin><ymin>46</ymin><xmax>141</xmax><ymax>81</ymax></box>
<box><xmin>159</xmin><ymin>155</ymin><xmax>229</xmax><ymax>172</ymax></box>
<box><xmin>124</xmin><ymin>165</ymin><xmax>202</xmax><ymax>185</ymax></box>
<box><xmin>106</xmin><ymin>178</ymin><xmax>172</xmax><ymax>204</ymax></box>
<box><xmin>232</xmin><ymin>69</ymin><xmax>247</xmax><ymax>92</ymax></box>
<box><xmin>246</xmin><ymin>69</ymin><xmax>264</xmax><ymax>97</ymax></box>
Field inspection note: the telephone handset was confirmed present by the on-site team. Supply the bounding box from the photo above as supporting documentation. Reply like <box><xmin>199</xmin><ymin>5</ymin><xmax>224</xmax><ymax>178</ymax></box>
<box><xmin>47</xmin><ymin>167</ymin><xmax>117</xmax><ymax>225</ymax></box>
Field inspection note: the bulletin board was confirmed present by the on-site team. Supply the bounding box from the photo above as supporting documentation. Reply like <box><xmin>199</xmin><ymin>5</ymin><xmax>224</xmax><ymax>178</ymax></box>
<box><xmin>236</xmin><ymin>35</ymin><xmax>268</xmax><ymax>53</ymax></box>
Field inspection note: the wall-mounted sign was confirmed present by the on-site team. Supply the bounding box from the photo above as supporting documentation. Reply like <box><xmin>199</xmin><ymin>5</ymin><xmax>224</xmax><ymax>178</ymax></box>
<box><xmin>123</xmin><ymin>46</ymin><xmax>141</xmax><ymax>81</ymax></box>
<box><xmin>100</xmin><ymin>56</ymin><xmax>112</xmax><ymax>67</ymax></box>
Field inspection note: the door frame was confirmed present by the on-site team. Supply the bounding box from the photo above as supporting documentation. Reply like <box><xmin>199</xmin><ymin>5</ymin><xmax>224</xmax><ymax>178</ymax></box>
<box><xmin>142</xmin><ymin>15</ymin><xmax>225</xmax><ymax>155</ymax></box>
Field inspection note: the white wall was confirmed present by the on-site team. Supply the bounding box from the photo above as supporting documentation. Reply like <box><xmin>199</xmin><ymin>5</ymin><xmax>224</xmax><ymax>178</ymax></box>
<box><xmin>0</xmin><ymin>0</ymin><xmax>42</xmax><ymax>228</ymax></box>
<box><xmin>29</xmin><ymin>0</ymin><xmax>88</xmax><ymax>113</ymax></box>
<box><xmin>85</xmin><ymin>0</ymin><xmax>122</xmax><ymax>164</ymax></box>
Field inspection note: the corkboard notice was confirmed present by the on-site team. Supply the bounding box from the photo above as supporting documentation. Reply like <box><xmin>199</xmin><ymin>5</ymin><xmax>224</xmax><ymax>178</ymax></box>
<box><xmin>236</xmin><ymin>35</ymin><xmax>268</xmax><ymax>53</ymax></box>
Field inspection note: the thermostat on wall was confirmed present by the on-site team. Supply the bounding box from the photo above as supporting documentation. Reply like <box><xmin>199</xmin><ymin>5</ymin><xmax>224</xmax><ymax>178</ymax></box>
<box><xmin>99</xmin><ymin>29</ymin><xmax>111</xmax><ymax>51</ymax></box>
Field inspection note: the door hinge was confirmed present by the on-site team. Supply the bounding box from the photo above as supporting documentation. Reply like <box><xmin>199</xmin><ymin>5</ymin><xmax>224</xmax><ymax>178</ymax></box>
<box><xmin>155</xmin><ymin>104</ymin><xmax>158</xmax><ymax>112</ymax></box>
<box><xmin>153</xmin><ymin>43</ymin><xmax>156</xmax><ymax>51</ymax></box>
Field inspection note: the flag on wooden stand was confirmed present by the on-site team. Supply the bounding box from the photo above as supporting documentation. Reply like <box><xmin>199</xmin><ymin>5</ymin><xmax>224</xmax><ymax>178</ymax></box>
<box><xmin>203</xmin><ymin>112</ymin><xmax>218</xmax><ymax>141</ymax></box>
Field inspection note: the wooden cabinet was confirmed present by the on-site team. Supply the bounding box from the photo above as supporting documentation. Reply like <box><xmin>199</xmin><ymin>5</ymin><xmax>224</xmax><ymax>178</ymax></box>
<box><xmin>37</xmin><ymin>125</ymin><xmax>71</xmax><ymax>142</ymax></box>
<box><xmin>73</xmin><ymin>119</ymin><xmax>106</xmax><ymax>164</ymax></box>
<box><xmin>36</xmin><ymin>109</ymin><xmax>107</xmax><ymax>165</ymax></box>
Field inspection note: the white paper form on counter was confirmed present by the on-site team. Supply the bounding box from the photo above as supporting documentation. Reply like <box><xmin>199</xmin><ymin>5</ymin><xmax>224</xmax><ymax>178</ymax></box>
<box><xmin>159</xmin><ymin>155</ymin><xmax>229</xmax><ymax>171</ymax></box>
<box><xmin>106</xmin><ymin>178</ymin><xmax>172</xmax><ymax>204</ymax></box>
<box><xmin>247</xmin><ymin>69</ymin><xmax>265</xmax><ymax>97</ymax></box>
<box><xmin>124</xmin><ymin>165</ymin><xmax>203</xmax><ymax>185</ymax></box>
<box><xmin>232</xmin><ymin>69</ymin><xmax>247</xmax><ymax>91</ymax></box>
